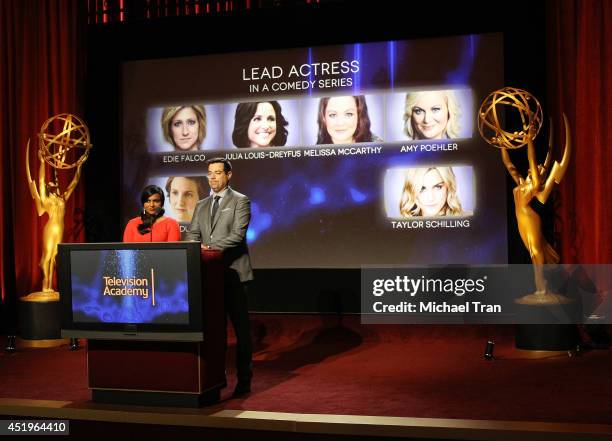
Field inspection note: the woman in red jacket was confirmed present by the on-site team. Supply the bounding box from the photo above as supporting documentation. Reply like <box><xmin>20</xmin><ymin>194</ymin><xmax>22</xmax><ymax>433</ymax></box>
<box><xmin>123</xmin><ymin>185</ymin><xmax>180</xmax><ymax>242</ymax></box>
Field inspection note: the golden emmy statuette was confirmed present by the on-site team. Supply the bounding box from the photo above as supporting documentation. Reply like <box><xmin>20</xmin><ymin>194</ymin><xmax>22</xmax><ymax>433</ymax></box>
<box><xmin>478</xmin><ymin>87</ymin><xmax>571</xmax><ymax>305</ymax></box>
<box><xmin>24</xmin><ymin>113</ymin><xmax>92</xmax><ymax>302</ymax></box>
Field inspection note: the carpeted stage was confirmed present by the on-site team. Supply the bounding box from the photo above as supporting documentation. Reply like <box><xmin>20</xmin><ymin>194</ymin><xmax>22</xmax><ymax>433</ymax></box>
<box><xmin>1</xmin><ymin>315</ymin><xmax>611</xmax><ymax>440</ymax></box>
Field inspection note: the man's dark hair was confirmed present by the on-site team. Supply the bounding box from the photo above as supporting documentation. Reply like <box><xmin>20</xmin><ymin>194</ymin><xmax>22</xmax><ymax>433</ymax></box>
<box><xmin>206</xmin><ymin>157</ymin><xmax>232</xmax><ymax>172</ymax></box>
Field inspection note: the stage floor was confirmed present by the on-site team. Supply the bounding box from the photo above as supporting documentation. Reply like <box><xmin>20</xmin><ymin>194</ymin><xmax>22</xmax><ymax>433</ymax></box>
<box><xmin>2</xmin><ymin>398</ymin><xmax>612</xmax><ymax>441</ymax></box>
<box><xmin>1</xmin><ymin>315</ymin><xmax>611</xmax><ymax>439</ymax></box>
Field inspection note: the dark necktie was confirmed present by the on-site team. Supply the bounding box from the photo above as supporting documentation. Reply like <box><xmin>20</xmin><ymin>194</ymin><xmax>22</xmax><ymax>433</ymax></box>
<box><xmin>211</xmin><ymin>195</ymin><xmax>220</xmax><ymax>223</ymax></box>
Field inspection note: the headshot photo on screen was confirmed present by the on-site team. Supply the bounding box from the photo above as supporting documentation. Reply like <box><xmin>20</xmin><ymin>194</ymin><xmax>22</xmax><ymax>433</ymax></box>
<box><xmin>385</xmin><ymin>89</ymin><xmax>473</xmax><ymax>142</ymax></box>
<box><xmin>384</xmin><ymin>165</ymin><xmax>475</xmax><ymax>218</ymax></box>
<box><xmin>223</xmin><ymin>99</ymin><xmax>300</xmax><ymax>148</ymax></box>
<box><xmin>147</xmin><ymin>104</ymin><xmax>223</xmax><ymax>152</ymax></box>
<box><xmin>232</xmin><ymin>101</ymin><xmax>288</xmax><ymax>148</ymax></box>
<box><xmin>302</xmin><ymin>94</ymin><xmax>384</xmax><ymax>146</ymax></box>
<box><xmin>147</xmin><ymin>176</ymin><xmax>207</xmax><ymax>223</ymax></box>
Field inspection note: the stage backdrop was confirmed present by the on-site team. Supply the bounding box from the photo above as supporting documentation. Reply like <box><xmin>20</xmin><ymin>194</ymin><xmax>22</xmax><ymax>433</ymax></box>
<box><xmin>122</xmin><ymin>33</ymin><xmax>508</xmax><ymax>269</ymax></box>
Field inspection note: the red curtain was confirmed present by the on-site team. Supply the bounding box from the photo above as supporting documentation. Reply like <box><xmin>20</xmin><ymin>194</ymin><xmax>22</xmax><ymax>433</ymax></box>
<box><xmin>547</xmin><ymin>0</ymin><xmax>612</xmax><ymax>264</ymax></box>
<box><xmin>0</xmin><ymin>0</ymin><xmax>86</xmax><ymax>304</ymax></box>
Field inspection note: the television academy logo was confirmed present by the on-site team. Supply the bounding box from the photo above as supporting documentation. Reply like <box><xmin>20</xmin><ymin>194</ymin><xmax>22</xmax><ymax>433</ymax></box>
<box><xmin>102</xmin><ymin>269</ymin><xmax>156</xmax><ymax>306</ymax></box>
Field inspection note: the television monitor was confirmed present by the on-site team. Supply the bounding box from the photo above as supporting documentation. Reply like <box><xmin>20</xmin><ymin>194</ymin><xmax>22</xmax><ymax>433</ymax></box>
<box><xmin>58</xmin><ymin>241</ymin><xmax>203</xmax><ymax>341</ymax></box>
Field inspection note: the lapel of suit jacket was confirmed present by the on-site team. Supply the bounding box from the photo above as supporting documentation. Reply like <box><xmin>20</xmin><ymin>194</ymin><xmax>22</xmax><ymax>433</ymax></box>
<box><xmin>201</xmin><ymin>196</ymin><xmax>213</xmax><ymax>236</ymax></box>
<box><xmin>211</xmin><ymin>188</ymin><xmax>233</xmax><ymax>233</ymax></box>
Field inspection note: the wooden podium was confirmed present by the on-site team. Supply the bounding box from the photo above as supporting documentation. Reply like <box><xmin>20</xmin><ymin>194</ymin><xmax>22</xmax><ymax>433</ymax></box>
<box><xmin>86</xmin><ymin>249</ymin><xmax>226</xmax><ymax>407</ymax></box>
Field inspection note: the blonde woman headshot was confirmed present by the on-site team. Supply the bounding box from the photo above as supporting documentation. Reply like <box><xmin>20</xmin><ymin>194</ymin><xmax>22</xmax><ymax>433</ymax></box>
<box><xmin>399</xmin><ymin>166</ymin><xmax>466</xmax><ymax>217</ymax></box>
<box><xmin>161</xmin><ymin>105</ymin><xmax>207</xmax><ymax>151</ymax></box>
<box><xmin>403</xmin><ymin>90</ymin><xmax>461</xmax><ymax>140</ymax></box>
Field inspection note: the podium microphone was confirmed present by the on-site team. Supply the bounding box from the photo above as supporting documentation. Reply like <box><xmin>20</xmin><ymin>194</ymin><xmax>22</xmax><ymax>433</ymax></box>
<box><xmin>150</xmin><ymin>207</ymin><xmax>163</xmax><ymax>242</ymax></box>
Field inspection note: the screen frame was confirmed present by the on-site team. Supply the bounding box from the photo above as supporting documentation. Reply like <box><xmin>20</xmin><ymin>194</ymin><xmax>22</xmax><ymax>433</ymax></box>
<box><xmin>58</xmin><ymin>241</ymin><xmax>204</xmax><ymax>341</ymax></box>
<box><xmin>119</xmin><ymin>33</ymin><xmax>508</xmax><ymax>270</ymax></box>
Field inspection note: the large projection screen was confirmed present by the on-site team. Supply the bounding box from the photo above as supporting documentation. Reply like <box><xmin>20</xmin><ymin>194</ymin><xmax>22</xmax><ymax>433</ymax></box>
<box><xmin>122</xmin><ymin>33</ymin><xmax>506</xmax><ymax>268</ymax></box>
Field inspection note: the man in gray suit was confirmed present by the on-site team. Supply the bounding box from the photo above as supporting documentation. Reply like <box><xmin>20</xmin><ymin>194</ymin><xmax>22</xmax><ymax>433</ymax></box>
<box><xmin>186</xmin><ymin>157</ymin><xmax>253</xmax><ymax>397</ymax></box>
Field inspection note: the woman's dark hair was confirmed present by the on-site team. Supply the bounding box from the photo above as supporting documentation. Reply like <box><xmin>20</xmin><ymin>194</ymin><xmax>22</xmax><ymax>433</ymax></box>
<box><xmin>138</xmin><ymin>185</ymin><xmax>165</xmax><ymax>235</ymax></box>
<box><xmin>232</xmin><ymin>101</ymin><xmax>289</xmax><ymax>148</ymax></box>
<box><xmin>316</xmin><ymin>95</ymin><xmax>374</xmax><ymax>144</ymax></box>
